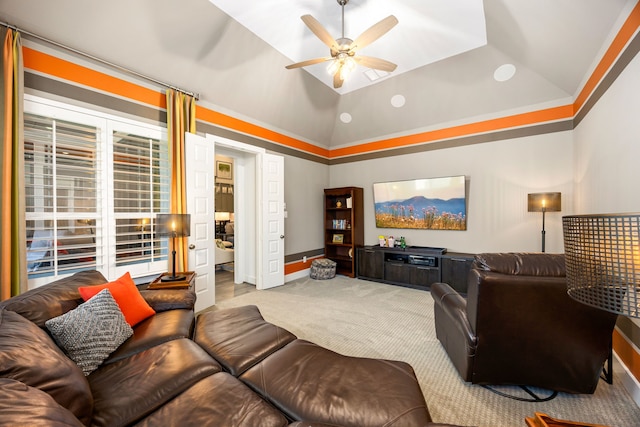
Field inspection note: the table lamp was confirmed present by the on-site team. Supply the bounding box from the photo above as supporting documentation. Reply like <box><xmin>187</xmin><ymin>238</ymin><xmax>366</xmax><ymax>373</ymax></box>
<box><xmin>215</xmin><ymin>211</ymin><xmax>230</xmax><ymax>234</ymax></box>
<box><xmin>156</xmin><ymin>213</ymin><xmax>191</xmax><ymax>282</ymax></box>
<box><xmin>528</xmin><ymin>192</ymin><xmax>561</xmax><ymax>252</ymax></box>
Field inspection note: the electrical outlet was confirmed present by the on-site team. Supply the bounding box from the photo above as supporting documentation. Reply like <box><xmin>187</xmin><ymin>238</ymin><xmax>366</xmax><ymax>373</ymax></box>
<box><xmin>303</xmin><ymin>256</ymin><xmax>307</xmax><ymax>263</ymax></box>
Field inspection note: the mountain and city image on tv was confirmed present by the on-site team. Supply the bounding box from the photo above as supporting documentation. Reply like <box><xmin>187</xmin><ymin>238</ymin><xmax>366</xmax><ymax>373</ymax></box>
<box><xmin>373</xmin><ymin>176</ymin><xmax>467</xmax><ymax>230</ymax></box>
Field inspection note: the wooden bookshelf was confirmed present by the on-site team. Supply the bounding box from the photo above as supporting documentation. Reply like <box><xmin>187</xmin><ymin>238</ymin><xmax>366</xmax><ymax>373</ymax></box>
<box><xmin>324</xmin><ymin>187</ymin><xmax>364</xmax><ymax>277</ymax></box>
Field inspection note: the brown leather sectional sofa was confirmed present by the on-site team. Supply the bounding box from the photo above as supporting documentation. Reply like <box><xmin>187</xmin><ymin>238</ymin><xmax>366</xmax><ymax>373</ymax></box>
<box><xmin>0</xmin><ymin>270</ymin><xmax>465</xmax><ymax>427</ymax></box>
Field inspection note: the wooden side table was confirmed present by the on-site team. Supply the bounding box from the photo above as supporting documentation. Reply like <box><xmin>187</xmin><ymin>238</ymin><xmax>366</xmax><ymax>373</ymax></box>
<box><xmin>147</xmin><ymin>271</ymin><xmax>196</xmax><ymax>290</ymax></box>
<box><xmin>525</xmin><ymin>412</ymin><xmax>609</xmax><ymax>427</ymax></box>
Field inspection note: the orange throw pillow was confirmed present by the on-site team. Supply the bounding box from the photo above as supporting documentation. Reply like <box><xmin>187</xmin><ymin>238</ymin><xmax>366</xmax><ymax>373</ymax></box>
<box><xmin>78</xmin><ymin>272</ymin><xmax>155</xmax><ymax>326</ymax></box>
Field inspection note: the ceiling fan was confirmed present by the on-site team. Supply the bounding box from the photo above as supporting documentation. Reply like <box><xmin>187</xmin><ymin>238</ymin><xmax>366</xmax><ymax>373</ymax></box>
<box><xmin>285</xmin><ymin>0</ymin><xmax>398</xmax><ymax>89</ymax></box>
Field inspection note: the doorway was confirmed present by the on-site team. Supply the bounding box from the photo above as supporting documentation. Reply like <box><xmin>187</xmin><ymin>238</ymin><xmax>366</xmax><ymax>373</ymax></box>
<box><xmin>214</xmin><ymin>143</ymin><xmax>258</xmax><ymax>286</ymax></box>
<box><xmin>206</xmin><ymin>134</ymin><xmax>285</xmax><ymax>291</ymax></box>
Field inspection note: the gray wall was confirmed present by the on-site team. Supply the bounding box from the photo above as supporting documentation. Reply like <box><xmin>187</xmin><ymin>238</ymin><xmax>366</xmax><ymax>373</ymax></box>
<box><xmin>282</xmin><ymin>154</ymin><xmax>328</xmax><ymax>256</ymax></box>
<box><xmin>329</xmin><ymin>131</ymin><xmax>573</xmax><ymax>254</ymax></box>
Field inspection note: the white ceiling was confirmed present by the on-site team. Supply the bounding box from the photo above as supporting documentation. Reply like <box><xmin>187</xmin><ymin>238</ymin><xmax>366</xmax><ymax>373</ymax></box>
<box><xmin>0</xmin><ymin>0</ymin><xmax>635</xmax><ymax>148</ymax></box>
<box><xmin>209</xmin><ymin>0</ymin><xmax>488</xmax><ymax>94</ymax></box>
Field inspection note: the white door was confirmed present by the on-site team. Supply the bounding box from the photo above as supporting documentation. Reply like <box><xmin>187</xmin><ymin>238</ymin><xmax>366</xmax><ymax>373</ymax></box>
<box><xmin>185</xmin><ymin>132</ymin><xmax>216</xmax><ymax>312</ymax></box>
<box><xmin>259</xmin><ymin>153</ymin><xmax>285</xmax><ymax>290</ymax></box>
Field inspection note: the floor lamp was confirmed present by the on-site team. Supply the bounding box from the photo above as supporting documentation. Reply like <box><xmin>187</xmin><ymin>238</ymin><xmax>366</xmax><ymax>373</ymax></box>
<box><xmin>527</xmin><ymin>192</ymin><xmax>561</xmax><ymax>252</ymax></box>
<box><xmin>156</xmin><ymin>213</ymin><xmax>191</xmax><ymax>282</ymax></box>
<box><xmin>563</xmin><ymin>213</ymin><xmax>640</xmax><ymax>317</ymax></box>
<box><xmin>563</xmin><ymin>213</ymin><xmax>640</xmax><ymax>383</ymax></box>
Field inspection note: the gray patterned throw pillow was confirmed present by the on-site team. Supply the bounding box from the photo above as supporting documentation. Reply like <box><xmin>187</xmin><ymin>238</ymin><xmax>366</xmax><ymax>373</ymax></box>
<box><xmin>45</xmin><ymin>288</ymin><xmax>133</xmax><ymax>375</ymax></box>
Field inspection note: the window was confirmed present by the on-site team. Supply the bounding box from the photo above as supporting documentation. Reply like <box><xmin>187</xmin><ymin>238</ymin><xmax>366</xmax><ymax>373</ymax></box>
<box><xmin>24</xmin><ymin>96</ymin><xmax>169</xmax><ymax>287</ymax></box>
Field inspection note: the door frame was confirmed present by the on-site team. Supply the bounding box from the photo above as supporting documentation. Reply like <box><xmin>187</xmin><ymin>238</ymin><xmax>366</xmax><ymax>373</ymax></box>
<box><xmin>205</xmin><ymin>134</ymin><xmax>271</xmax><ymax>288</ymax></box>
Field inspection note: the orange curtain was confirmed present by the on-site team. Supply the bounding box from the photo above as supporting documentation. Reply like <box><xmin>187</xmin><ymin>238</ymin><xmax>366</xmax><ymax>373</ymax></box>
<box><xmin>166</xmin><ymin>89</ymin><xmax>196</xmax><ymax>272</ymax></box>
<box><xmin>0</xmin><ymin>28</ymin><xmax>26</xmax><ymax>300</ymax></box>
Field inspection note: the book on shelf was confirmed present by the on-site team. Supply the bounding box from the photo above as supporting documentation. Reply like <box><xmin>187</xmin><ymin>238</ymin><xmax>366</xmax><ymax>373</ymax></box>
<box><xmin>332</xmin><ymin>219</ymin><xmax>350</xmax><ymax>230</ymax></box>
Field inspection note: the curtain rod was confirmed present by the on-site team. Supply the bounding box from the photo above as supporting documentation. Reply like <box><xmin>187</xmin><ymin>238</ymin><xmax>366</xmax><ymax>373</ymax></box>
<box><xmin>1</xmin><ymin>21</ymin><xmax>200</xmax><ymax>100</ymax></box>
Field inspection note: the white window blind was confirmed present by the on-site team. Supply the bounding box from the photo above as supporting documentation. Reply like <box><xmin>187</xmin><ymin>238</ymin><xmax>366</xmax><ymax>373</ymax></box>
<box><xmin>24</xmin><ymin>97</ymin><xmax>169</xmax><ymax>286</ymax></box>
<box><xmin>25</xmin><ymin>113</ymin><xmax>100</xmax><ymax>278</ymax></box>
<box><xmin>112</xmin><ymin>128</ymin><xmax>170</xmax><ymax>273</ymax></box>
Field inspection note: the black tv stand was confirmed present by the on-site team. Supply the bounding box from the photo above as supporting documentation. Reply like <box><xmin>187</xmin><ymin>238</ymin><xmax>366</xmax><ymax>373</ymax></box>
<box><xmin>356</xmin><ymin>245</ymin><xmax>473</xmax><ymax>293</ymax></box>
<box><xmin>383</xmin><ymin>245</ymin><xmax>447</xmax><ymax>255</ymax></box>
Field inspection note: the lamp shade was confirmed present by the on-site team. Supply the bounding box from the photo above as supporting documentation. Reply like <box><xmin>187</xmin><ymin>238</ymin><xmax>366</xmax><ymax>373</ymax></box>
<box><xmin>528</xmin><ymin>192</ymin><xmax>561</xmax><ymax>212</ymax></box>
<box><xmin>563</xmin><ymin>213</ymin><xmax>640</xmax><ymax>317</ymax></box>
<box><xmin>156</xmin><ymin>214</ymin><xmax>191</xmax><ymax>238</ymax></box>
<box><xmin>214</xmin><ymin>211</ymin><xmax>230</xmax><ymax>222</ymax></box>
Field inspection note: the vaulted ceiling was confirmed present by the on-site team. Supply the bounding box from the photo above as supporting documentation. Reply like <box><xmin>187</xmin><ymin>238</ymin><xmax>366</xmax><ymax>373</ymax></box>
<box><xmin>209</xmin><ymin>0</ymin><xmax>488</xmax><ymax>94</ymax></box>
<box><xmin>0</xmin><ymin>0</ymin><xmax>633</xmax><ymax>149</ymax></box>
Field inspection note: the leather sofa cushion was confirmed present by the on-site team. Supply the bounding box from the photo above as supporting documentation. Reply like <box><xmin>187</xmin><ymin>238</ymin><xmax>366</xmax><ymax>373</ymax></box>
<box><xmin>106</xmin><ymin>308</ymin><xmax>195</xmax><ymax>364</ymax></box>
<box><xmin>287</xmin><ymin>423</ymin><xmax>470</xmax><ymax>427</ymax></box>
<box><xmin>0</xmin><ymin>378</ymin><xmax>84</xmax><ymax>427</ymax></box>
<box><xmin>287</xmin><ymin>423</ymin><xmax>345</xmax><ymax>427</ymax></box>
<box><xmin>194</xmin><ymin>305</ymin><xmax>296</xmax><ymax>376</ymax></box>
<box><xmin>88</xmin><ymin>338</ymin><xmax>222</xmax><ymax>427</ymax></box>
<box><xmin>0</xmin><ymin>270</ymin><xmax>107</xmax><ymax>328</ymax></box>
<box><xmin>241</xmin><ymin>339</ymin><xmax>432</xmax><ymax>427</ymax></box>
<box><xmin>474</xmin><ymin>253</ymin><xmax>565</xmax><ymax>277</ymax></box>
<box><xmin>133</xmin><ymin>372</ymin><xmax>288</xmax><ymax>427</ymax></box>
<box><xmin>0</xmin><ymin>308</ymin><xmax>93</xmax><ymax>425</ymax></box>
<box><xmin>140</xmin><ymin>288</ymin><xmax>197</xmax><ymax>312</ymax></box>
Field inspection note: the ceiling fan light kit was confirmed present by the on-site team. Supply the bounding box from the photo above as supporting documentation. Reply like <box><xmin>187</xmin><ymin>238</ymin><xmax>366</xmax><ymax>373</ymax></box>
<box><xmin>286</xmin><ymin>0</ymin><xmax>398</xmax><ymax>89</ymax></box>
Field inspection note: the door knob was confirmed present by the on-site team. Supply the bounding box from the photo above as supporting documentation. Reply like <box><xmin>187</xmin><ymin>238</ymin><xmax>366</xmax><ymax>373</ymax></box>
<box><xmin>188</xmin><ymin>244</ymin><xmax>196</xmax><ymax>250</ymax></box>
<box><xmin>280</xmin><ymin>235</ymin><xmax>285</xmax><ymax>239</ymax></box>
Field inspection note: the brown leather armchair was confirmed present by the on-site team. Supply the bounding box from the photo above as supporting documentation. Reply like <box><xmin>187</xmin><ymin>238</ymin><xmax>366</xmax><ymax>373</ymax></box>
<box><xmin>431</xmin><ymin>253</ymin><xmax>618</xmax><ymax>395</ymax></box>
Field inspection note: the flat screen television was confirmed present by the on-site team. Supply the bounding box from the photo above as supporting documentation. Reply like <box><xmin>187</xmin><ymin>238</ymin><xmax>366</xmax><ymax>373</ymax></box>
<box><xmin>373</xmin><ymin>175</ymin><xmax>467</xmax><ymax>230</ymax></box>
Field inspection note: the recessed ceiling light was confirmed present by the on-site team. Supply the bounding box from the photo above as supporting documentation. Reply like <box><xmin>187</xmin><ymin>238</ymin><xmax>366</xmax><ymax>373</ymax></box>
<box><xmin>340</xmin><ymin>112</ymin><xmax>352</xmax><ymax>123</ymax></box>
<box><xmin>391</xmin><ymin>94</ymin><xmax>406</xmax><ymax>108</ymax></box>
<box><xmin>494</xmin><ymin>64</ymin><xmax>516</xmax><ymax>82</ymax></box>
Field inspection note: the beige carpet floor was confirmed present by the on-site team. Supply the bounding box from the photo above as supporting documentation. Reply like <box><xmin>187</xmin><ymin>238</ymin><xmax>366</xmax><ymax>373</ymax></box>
<box><xmin>213</xmin><ymin>275</ymin><xmax>640</xmax><ymax>427</ymax></box>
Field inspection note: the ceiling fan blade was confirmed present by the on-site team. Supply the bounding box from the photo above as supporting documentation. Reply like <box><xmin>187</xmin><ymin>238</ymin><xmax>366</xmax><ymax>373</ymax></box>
<box><xmin>333</xmin><ymin>72</ymin><xmax>344</xmax><ymax>89</ymax></box>
<box><xmin>301</xmin><ymin>14</ymin><xmax>338</xmax><ymax>50</ymax></box>
<box><xmin>350</xmin><ymin>15</ymin><xmax>398</xmax><ymax>52</ymax></box>
<box><xmin>285</xmin><ymin>57</ymin><xmax>332</xmax><ymax>69</ymax></box>
<box><xmin>354</xmin><ymin>56</ymin><xmax>397</xmax><ymax>72</ymax></box>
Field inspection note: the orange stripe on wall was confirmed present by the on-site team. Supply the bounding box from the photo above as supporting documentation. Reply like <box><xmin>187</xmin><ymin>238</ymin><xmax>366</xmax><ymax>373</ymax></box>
<box><xmin>22</xmin><ymin>46</ymin><xmax>574</xmax><ymax>161</ymax></box>
<box><xmin>330</xmin><ymin>105</ymin><xmax>574</xmax><ymax>158</ymax></box>
<box><xmin>22</xmin><ymin>47</ymin><xmax>327</xmax><ymax>158</ymax></box>
<box><xmin>195</xmin><ymin>105</ymin><xmax>329</xmax><ymax>158</ymax></box>
<box><xmin>23</xmin><ymin>47</ymin><xmax>166</xmax><ymax>109</ymax></box>
<box><xmin>284</xmin><ymin>257</ymin><xmax>326</xmax><ymax>276</ymax></box>
<box><xmin>284</xmin><ymin>260</ymin><xmax>309</xmax><ymax>275</ymax></box>
<box><xmin>613</xmin><ymin>328</ymin><xmax>640</xmax><ymax>383</ymax></box>
<box><xmin>574</xmin><ymin>2</ymin><xmax>640</xmax><ymax>114</ymax></box>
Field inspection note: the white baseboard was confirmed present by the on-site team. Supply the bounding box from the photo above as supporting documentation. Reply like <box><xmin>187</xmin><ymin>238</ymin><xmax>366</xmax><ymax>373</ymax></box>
<box><xmin>285</xmin><ymin>268</ymin><xmax>309</xmax><ymax>282</ymax></box>
<box><xmin>613</xmin><ymin>351</ymin><xmax>640</xmax><ymax>408</ymax></box>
